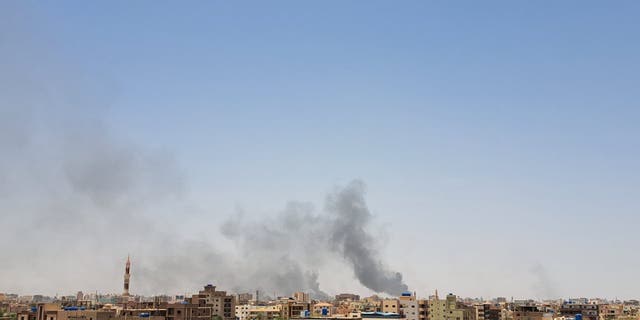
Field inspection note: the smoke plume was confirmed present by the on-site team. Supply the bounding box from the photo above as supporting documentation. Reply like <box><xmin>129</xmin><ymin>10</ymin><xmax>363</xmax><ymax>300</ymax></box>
<box><xmin>326</xmin><ymin>181</ymin><xmax>409</xmax><ymax>295</ymax></box>
<box><xmin>215</xmin><ymin>181</ymin><xmax>408</xmax><ymax>297</ymax></box>
<box><xmin>530</xmin><ymin>263</ymin><xmax>559</xmax><ymax>299</ymax></box>
<box><xmin>0</xmin><ymin>3</ymin><xmax>407</xmax><ymax>298</ymax></box>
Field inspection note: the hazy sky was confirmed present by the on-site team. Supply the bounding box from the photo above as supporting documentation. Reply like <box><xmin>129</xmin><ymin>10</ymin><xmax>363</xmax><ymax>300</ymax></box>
<box><xmin>1</xmin><ymin>1</ymin><xmax>639</xmax><ymax>300</ymax></box>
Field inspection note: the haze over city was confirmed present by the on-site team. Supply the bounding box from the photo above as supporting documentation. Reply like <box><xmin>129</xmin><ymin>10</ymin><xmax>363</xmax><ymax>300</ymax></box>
<box><xmin>1</xmin><ymin>0</ymin><xmax>639</xmax><ymax>304</ymax></box>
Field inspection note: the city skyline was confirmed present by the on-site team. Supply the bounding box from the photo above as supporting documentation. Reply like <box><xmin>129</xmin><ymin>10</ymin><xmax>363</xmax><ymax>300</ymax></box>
<box><xmin>1</xmin><ymin>1</ymin><xmax>640</xmax><ymax>300</ymax></box>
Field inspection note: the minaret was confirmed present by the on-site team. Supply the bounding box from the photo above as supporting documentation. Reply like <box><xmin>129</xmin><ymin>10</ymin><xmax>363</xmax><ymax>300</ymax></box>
<box><xmin>123</xmin><ymin>255</ymin><xmax>131</xmax><ymax>297</ymax></box>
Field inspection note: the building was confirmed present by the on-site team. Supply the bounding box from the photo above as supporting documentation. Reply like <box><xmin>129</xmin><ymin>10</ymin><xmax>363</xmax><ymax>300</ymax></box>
<box><xmin>294</xmin><ymin>293</ymin><xmax>311</xmax><ymax>304</ymax></box>
<box><xmin>417</xmin><ymin>300</ymin><xmax>428</xmax><ymax>320</ymax></box>
<box><xmin>248</xmin><ymin>307</ymin><xmax>282</xmax><ymax>320</ymax></box>
<box><xmin>280</xmin><ymin>300</ymin><xmax>311</xmax><ymax>320</ymax></box>
<box><xmin>236</xmin><ymin>305</ymin><xmax>282</xmax><ymax>320</ymax></box>
<box><xmin>312</xmin><ymin>303</ymin><xmax>333</xmax><ymax>317</ymax></box>
<box><xmin>187</xmin><ymin>285</ymin><xmax>235</xmax><ymax>320</ymax></box>
<box><xmin>398</xmin><ymin>293</ymin><xmax>419</xmax><ymax>320</ymax></box>
<box><xmin>337</xmin><ymin>296</ymin><xmax>361</xmax><ymax>303</ymax></box>
<box><xmin>559</xmin><ymin>302</ymin><xmax>598</xmax><ymax>320</ymax></box>
<box><xmin>474</xmin><ymin>304</ymin><xmax>502</xmax><ymax>320</ymax></box>
<box><xmin>512</xmin><ymin>306</ymin><xmax>548</xmax><ymax>320</ymax></box>
<box><xmin>166</xmin><ymin>302</ymin><xmax>209</xmax><ymax>320</ymax></box>
<box><xmin>599</xmin><ymin>305</ymin><xmax>624</xmax><ymax>320</ymax></box>
<box><xmin>383</xmin><ymin>300</ymin><xmax>400</xmax><ymax>315</ymax></box>
<box><xmin>235</xmin><ymin>294</ymin><xmax>253</xmax><ymax>306</ymax></box>
<box><xmin>428</xmin><ymin>293</ymin><xmax>474</xmax><ymax>320</ymax></box>
<box><xmin>27</xmin><ymin>304</ymin><xmax>116</xmax><ymax>320</ymax></box>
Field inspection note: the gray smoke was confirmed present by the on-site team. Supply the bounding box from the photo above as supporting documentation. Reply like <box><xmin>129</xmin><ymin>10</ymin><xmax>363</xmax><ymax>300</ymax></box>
<box><xmin>0</xmin><ymin>3</ymin><xmax>189</xmax><ymax>295</ymax></box>
<box><xmin>326</xmin><ymin>181</ymin><xmax>409</xmax><ymax>295</ymax></box>
<box><xmin>0</xmin><ymin>3</ymin><xmax>407</xmax><ymax>298</ymax></box>
<box><xmin>530</xmin><ymin>263</ymin><xmax>559</xmax><ymax>299</ymax></box>
<box><xmin>217</xmin><ymin>181</ymin><xmax>408</xmax><ymax>297</ymax></box>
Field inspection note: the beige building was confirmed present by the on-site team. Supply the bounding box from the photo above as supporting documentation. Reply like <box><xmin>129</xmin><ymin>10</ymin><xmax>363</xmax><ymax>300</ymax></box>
<box><xmin>294</xmin><ymin>293</ymin><xmax>311</xmax><ymax>303</ymax></box>
<box><xmin>428</xmin><ymin>294</ymin><xmax>474</xmax><ymax>320</ymax></box>
<box><xmin>600</xmin><ymin>305</ymin><xmax>624</xmax><ymax>320</ymax></box>
<box><xmin>336</xmin><ymin>295</ymin><xmax>360</xmax><ymax>302</ymax></box>
<box><xmin>188</xmin><ymin>285</ymin><xmax>235</xmax><ymax>320</ymax></box>
<box><xmin>313</xmin><ymin>303</ymin><xmax>333</xmax><ymax>317</ymax></box>
<box><xmin>26</xmin><ymin>304</ymin><xmax>116</xmax><ymax>320</ymax></box>
<box><xmin>418</xmin><ymin>300</ymin><xmax>428</xmax><ymax>320</ymax></box>
<box><xmin>236</xmin><ymin>305</ymin><xmax>282</xmax><ymax>320</ymax></box>
<box><xmin>399</xmin><ymin>293</ymin><xmax>420</xmax><ymax>320</ymax></box>
<box><xmin>280</xmin><ymin>300</ymin><xmax>311</xmax><ymax>320</ymax></box>
<box><xmin>383</xmin><ymin>300</ymin><xmax>400</xmax><ymax>314</ymax></box>
<box><xmin>512</xmin><ymin>306</ymin><xmax>552</xmax><ymax>320</ymax></box>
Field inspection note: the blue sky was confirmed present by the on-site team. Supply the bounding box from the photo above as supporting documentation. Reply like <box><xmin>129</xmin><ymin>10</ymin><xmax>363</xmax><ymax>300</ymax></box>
<box><xmin>2</xmin><ymin>1</ymin><xmax>639</xmax><ymax>299</ymax></box>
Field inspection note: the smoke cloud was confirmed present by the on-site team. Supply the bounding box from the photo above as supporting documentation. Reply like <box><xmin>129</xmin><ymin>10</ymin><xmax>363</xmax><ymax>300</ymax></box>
<box><xmin>326</xmin><ymin>181</ymin><xmax>409</xmax><ymax>295</ymax></box>
<box><xmin>0</xmin><ymin>3</ymin><xmax>407</xmax><ymax>298</ymax></box>
<box><xmin>213</xmin><ymin>183</ymin><xmax>409</xmax><ymax>298</ymax></box>
<box><xmin>530</xmin><ymin>263</ymin><xmax>559</xmax><ymax>299</ymax></box>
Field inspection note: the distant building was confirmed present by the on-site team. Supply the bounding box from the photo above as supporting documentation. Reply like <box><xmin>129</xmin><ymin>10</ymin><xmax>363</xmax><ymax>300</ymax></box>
<box><xmin>417</xmin><ymin>299</ymin><xmax>428</xmax><ymax>320</ymax></box>
<box><xmin>29</xmin><ymin>303</ymin><xmax>116</xmax><ymax>320</ymax></box>
<box><xmin>280</xmin><ymin>300</ymin><xmax>311</xmax><ymax>320</ymax></box>
<box><xmin>236</xmin><ymin>305</ymin><xmax>282</xmax><ymax>320</ymax></box>
<box><xmin>428</xmin><ymin>293</ymin><xmax>474</xmax><ymax>320</ymax></box>
<box><xmin>382</xmin><ymin>300</ymin><xmax>400</xmax><ymax>314</ymax></box>
<box><xmin>294</xmin><ymin>293</ymin><xmax>311</xmax><ymax>303</ymax></box>
<box><xmin>559</xmin><ymin>302</ymin><xmax>598</xmax><ymax>320</ymax></box>
<box><xmin>398</xmin><ymin>292</ymin><xmax>419</xmax><ymax>320</ymax></box>
<box><xmin>336</xmin><ymin>295</ymin><xmax>361</xmax><ymax>302</ymax></box>
<box><xmin>187</xmin><ymin>285</ymin><xmax>235</xmax><ymax>320</ymax></box>
<box><xmin>512</xmin><ymin>306</ymin><xmax>549</xmax><ymax>320</ymax></box>
<box><xmin>235</xmin><ymin>293</ymin><xmax>253</xmax><ymax>305</ymax></box>
<box><xmin>599</xmin><ymin>305</ymin><xmax>624</xmax><ymax>320</ymax></box>
<box><xmin>312</xmin><ymin>303</ymin><xmax>333</xmax><ymax>317</ymax></box>
<box><xmin>474</xmin><ymin>304</ymin><xmax>502</xmax><ymax>320</ymax></box>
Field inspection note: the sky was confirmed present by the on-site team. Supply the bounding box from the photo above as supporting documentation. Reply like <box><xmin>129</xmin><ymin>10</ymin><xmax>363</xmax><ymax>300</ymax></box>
<box><xmin>1</xmin><ymin>1</ymin><xmax>639</xmax><ymax>300</ymax></box>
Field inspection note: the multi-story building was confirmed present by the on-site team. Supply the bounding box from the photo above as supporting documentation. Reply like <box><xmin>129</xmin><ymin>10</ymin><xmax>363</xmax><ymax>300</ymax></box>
<box><xmin>428</xmin><ymin>293</ymin><xmax>474</xmax><ymax>320</ymax></box>
<box><xmin>599</xmin><ymin>305</ymin><xmax>624</xmax><ymax>320</ymax></box>
<box><xmin>26</xmin><ymin>304</ymin><xmax>116</xmax><ymax>320</ymax></box>
<box><xmin>559</xmin><ymin>302</ymin><xmax>598</xmax><ymax>320</ymax></box>
<box><xmin>187</xmin><ymin>285</ymin><xmax>235</xmax><ymax>320</ymax></box>
<box><xmin>336</xmin><ymin>295</ymin><xmax>361</xmax><ymax>303</ymax></box>
<box><xmin>236</xmin><ymin>305</ymin><xmax>282</xmax><ymax>320</ymax></box>
<box><xmin>399</xmin><ymin>292</ymin><xmax>419</xmax><ymax>320</ymax></box>
<box><xmin>294</xmin><ymin>293</ymin><xmax>310</xmax><ymax>304</ymax></box>
<box><xmin>473</xmin><ymin>304</ymin><xmax>501</xmax><ymax>320</ymax></box>
<box><xmin>312</xmin><ymin>303</ymin><xmax>333</xmax><ymax>317</ymax></box>
<box><xmin>417</xmin><ymin>300</ymin><xmax>428</xmax><ymax>320</ymax></box>
<box><xmin>235</xmin><ymin>294</ymin><xmax>253</xmax><ymax>306</ymax></box>
<box><xmin>382</xmin><ymin>300</ymin><xmax>400</xmax><ymax>314</ymax></box>
<box><xmin>512</xmin><ymin>306</ymin><xmax>548</xmax><ymax>320</ymax></box>
<box><xmin>280</xmin><ymin>299</ymin><xmax>311</xmax><ymax>320</ymax></box>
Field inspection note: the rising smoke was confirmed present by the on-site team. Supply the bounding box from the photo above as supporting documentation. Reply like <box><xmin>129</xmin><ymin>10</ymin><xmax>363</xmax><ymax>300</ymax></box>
<box><xmin>530</xmin><ymin>263</ymin><xmax>559</xmax><ymax>299</ymax></box>
<box><xmin>0</xmin><ymin>3</ymin><xmax>408</xmax><ymax>298</ymax></box>
<box><xmin>217</xmin><ymin>183</ymin><xmax>409</xmax><ymax>298</ymax></box>
<box><xmin>326</xmin><ymin>181</ymin><xmax>409</xmax><ymax>295</ymax></box>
